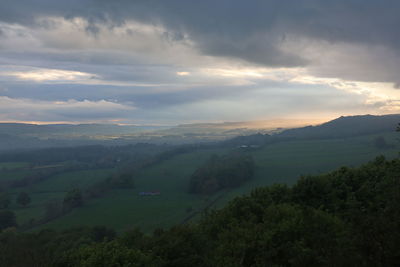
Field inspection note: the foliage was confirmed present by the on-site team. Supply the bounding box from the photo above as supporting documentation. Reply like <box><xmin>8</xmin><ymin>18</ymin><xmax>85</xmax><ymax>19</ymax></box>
<box><xmin>61</xmin><ymin>241</ymin><xmax>158</xmax><ymax>267</ymax></box>
<box><xmin>0</xmin><ymin>227</ymin><xmax>117</xmax><ymax>266</ymax></box>
<box><xmin>44</xmin><ymin>199</ymin><xmax>63</xmax><ymax>221</ymax></box>
<box><xmin>0</xmin><ymin>192</ymin><xmax>11</xmax><ymax>209</ymax></box>
<box><xmin>0</xmin><ymin>210</ymin><xmax>17</xmax><ymax>231</ymax></box>
<box><xmin>63</xmin><ymin>189</ymin><xmax>83</xmax><ymax>212</ymax></box>
<box><xmin>373</xmin><ymin>136</ymin><xmax>392</xmax><ymax>149</ymax></box>
<box><xmin>0</xmin><ymin>156</ymin><xmax>399</xmax><ymax>266</ymax></box>
<box><xmin>84</xmin><ymin>172</ymin><xmax>134</xmax><ymax>199</ymax></box>
<box><xmin>16</xmin><ymin>192</ymin><xmax>31</xmax><ymax>207</ymax></box>
<box><xmin>189</xmin><ymin>153</ymin><xmax>255</xmax><ymax>194</ymax></box>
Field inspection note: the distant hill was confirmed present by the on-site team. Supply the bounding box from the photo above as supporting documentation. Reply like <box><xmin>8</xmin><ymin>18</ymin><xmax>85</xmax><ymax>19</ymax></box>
<box><xmin>226</xmin><ymin>114</ymin><xmax>400</xmax><ymax>146</ymax></box>
<box><xmin>0</xmin><ymin>123</ymin><xmax>150</xmax><ymax>136</ymax></box>
<box><xmin>278</xmin><ymin>114</ymin><xmax>400</xmax><ymax>139</ymax></box>
<box><xmin>2</xmin><ymin>114</ymin><xmax>400</xmax><ymax>151</ymax></box>
<box><xmin>0</xmin><ymin>123</ymin><xmax>164</xmax><ymax>152</ymax></box>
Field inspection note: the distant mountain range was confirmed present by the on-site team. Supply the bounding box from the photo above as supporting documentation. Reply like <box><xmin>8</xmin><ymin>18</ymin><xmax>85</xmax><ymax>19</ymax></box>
<box><xmin>1</xmin><ymin>114</ymin><xmax>399</xmax><ymax>152</ymax></box>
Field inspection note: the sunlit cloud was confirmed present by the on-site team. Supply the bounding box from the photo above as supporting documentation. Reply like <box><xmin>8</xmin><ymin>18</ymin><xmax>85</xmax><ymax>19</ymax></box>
<box><xmin>290</xmin><ymin>74</ymin><xmax>400</xmax><ymax>107</ymax></box>
<box><xmin>176</xmin><ymin>71</ymin><xmax>190</xmax><ymax>76</ymax></box>
<box><xmin>2</xmin><ymin>68</ymin><xmax>97</xmax><ymax>82</ymax></box>
<box><xmin>201</xmin><ymin>68</ymin><xmax>265</xmax><ymax>78</ymax></box>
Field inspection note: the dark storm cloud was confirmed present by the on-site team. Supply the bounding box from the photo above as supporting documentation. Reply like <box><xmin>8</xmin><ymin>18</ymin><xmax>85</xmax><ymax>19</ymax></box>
<box><xmin>1</xmin><ymin>0</ymin><xmax>400</xmax><ymax>67</ymax></box>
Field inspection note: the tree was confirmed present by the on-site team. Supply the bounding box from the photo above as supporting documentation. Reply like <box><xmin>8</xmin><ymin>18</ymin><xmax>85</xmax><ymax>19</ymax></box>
<box><xmin>0</xmin><ymin>210</ymin><xmax>17</xmax><ymax>231</ymax></box>
<box><xmin>373</xmin><ymin>136</ymin><xmax>390</xmax><ymax>149</ymax></box>
<box><xmin>16</xmin><ymin>192</ymin><xmax>31</xmax><ymax>207</ymax></box>
<box><xmin>109</xmin><ymin>173</ymin><xmax>134</xmax><ymax>189</ymax></box>
<box><xmin>63</xmin><ymin>188</ymin><xmax>83</xmax><ymax>212</ymax></box>
<box><xmin>60</xmin><ymin>241</ymin><xmax>158</xmax><ymax>266</ymax></box>
<box><xmin>0</xmin><ymin>192</ymin><xmax>11</xmax><ymax>209</ymax></box>
<box><xmin>189</xmin><ymin>154</ymin><xmax>255</xmax><ymax>194</ymax></box>
<box><xmin>44</xmin><ymin>199</ymin><xmax>62</xmax><ymax>220</ymax></box>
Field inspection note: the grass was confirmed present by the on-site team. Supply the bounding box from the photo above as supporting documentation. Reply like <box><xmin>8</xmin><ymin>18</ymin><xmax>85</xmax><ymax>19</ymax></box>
<box><xmin>35</xmin><ymin>189</ymin><xmax>205</xmax><ymax>233</ymax></box>
<box><xmin>11</xmin><ymin>192</ymin><xmax>63</xmax><ymax>225</ymax></box>
<box><xmin>0</xmin><ymin>169</ymin><xmax>32</xmax><ymax>181</ymax></box>
<box><xmin>213</xmin><ymin>132</ymin><xmax>400</xmax><ymax>208</ymax></box>
<box><xmin>36</xmin><ymin>148</ymin><xmax>226</xmax><ymax>232</ymax></box>
<box><xmin>27</xmin><ymin>132</ymin><xmax>400</xmax><ymax>232</ymax></box>
<box><xmin>8</xmin><ymin>168</ymin><xmax>115</xmax><ymax>225</ymax></box>
<box><xmin>0</xmin><ymin>162</ymin><xmax>30</xmax><ymax>170</ymax></box>
<box><xmin>28</xmin><ymin>168</ymin><xmax>115</xmax><ymax>193</ymax></box>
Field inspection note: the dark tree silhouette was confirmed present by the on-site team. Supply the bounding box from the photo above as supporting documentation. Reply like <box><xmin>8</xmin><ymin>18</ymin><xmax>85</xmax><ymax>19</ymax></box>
<box><xmin>0</xmin><ymin>192</ymin><xmax>11</xmax><ymax>209</ymax></box>
<box><xmin>63</xmin><ymin>189</ymin><xmax>83</xmax><ymax>212</ymax></box>
<box><xmin>16</xmin><ymin>192</ymin><xmax>31</xmax><ymax>207</ymax></box>
<box><xmin>0</xmin><ymin>210</ymin><xmax>17</xmax><ymax>231</ymax></box>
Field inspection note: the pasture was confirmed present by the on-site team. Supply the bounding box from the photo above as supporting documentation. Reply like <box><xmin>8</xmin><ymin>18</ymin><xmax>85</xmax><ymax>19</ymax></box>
<box><xmin>32</xmin><ymin>132</ymin><xmax>399</xmax><ymax>232</ymax></box>
<box><xmin>4</xmin><ymin>168</ymin><xmax>116</xmax><ymax>225</ymax></box>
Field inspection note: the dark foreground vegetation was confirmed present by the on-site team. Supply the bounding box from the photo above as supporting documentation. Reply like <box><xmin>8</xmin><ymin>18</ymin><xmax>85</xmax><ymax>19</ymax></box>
<box><xmin>1</xmin><ymin>155</ymin><xmax>399</xmax><ymax>266</ymax></box>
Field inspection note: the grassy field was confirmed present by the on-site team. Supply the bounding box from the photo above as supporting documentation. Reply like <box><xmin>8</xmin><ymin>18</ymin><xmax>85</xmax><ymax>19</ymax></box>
<box><xmin>0</xmin><ymin>169</ymin><xmax>32</xmax><ymax>182</ymax></box>
<box><xmin>0</xmin><ymin>162</ymin><xmax>30</xmax><ymax>170</ymax></box>
<box><xmin>37</xmin><ymin>148</ymin><xmax>226</xmax><ymax>232</ymax></box>
<box><xmin>28</xmin><ymin>168</ymin><xmax>115</xmax><ymax>193</ymax></box>
<box><xmin>7</xmin><ymin>168</ymin><xmax>115</xmax><ymax>225</ymax></box>
<box><xmin>33</xmin><ymin>132</ymin><xmax>399</xmax><ymax>232</ymax></box>
<box><xmin>214</xmin><ymin>132</ymin><xmax>400</xmax><ymax>208</ymax></box>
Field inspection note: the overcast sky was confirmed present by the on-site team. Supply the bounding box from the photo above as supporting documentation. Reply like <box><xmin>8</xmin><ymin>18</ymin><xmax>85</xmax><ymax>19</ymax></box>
<box><xmin>1</xmin><ymin>0</ymin><xmax>400</xmax><ymax>125</ymax></box>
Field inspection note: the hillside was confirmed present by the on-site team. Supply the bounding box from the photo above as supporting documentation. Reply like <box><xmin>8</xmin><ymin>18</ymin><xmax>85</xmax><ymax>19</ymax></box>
<box><xmin>0</xmin><ymin>114</ymin><xmax>399</xmax><ymax>233</ymax></box>
<box><xmin>1</xmin><ymin>114</ymin><xmax>399</xmax><ymax>152</ymax></box>
<box><xmin>32</xmin><ymin>131</ymin><xmax>399</xmax><ymax>232</ymax></box>
<box><xmin>2</xmin><ymin>155</ymin><xmax>399</xmax><ymax>266</ymax></box>
<box><xmin>227</xmin><ymin>114</ymin><xmax>400</xmax><ymax>146</ymax></box>
<box><xmin>278</xmin><ymin>114</ymin><xmax>400</xmax><ymax>139</ymax></box>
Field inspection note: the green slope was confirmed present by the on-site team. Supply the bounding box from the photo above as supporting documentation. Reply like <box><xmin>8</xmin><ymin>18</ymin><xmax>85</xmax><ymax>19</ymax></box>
<box><xmin>7</xmin><ymin>168</ymin><xmax>115</xmax><ymax>225</ymax></box>
<box><xmin>34</xmin><ymin>132</ymin><xmax>399</xmax><ymax>232</ymax></box>
<box><xmin>215</xmin><ymin>132</ymin><xmax>399</xmax><ymax>209</ymax></box>
<box><xmin>35</xmin><ymin>148</ymin><xmax>226</xmax><ymax>232</ymax></box>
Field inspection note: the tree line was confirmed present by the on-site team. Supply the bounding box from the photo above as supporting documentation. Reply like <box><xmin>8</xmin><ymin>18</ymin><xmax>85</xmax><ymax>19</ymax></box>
<box><xmin>189</xmin><ymin>153</ymin><xmax>255</xmax><ymax>194</ymax></box>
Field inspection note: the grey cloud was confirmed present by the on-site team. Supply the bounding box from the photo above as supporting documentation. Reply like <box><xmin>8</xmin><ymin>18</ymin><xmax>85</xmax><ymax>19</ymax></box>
<box><xmin>0</xmin><ymin>96</ymin><xmax>135</xmax><ymax>122</ymax></box>
<box><xmin>305</xmin><ymin>43</ymin><xmax>400</xmax><ymax>85</ymax></box>
<box><xmin>1</xmin><ymin>1</ymin><xmax>400</xmax><ymax>124</ymax></box>
<box><xmin>2</xmin><ymin>1</ymin><xmax>400</xmax><ymax>68</ymax></box>
<box><xmin>0</xmin><ymin>79</ymin><xmax>263</xmax><ymax>108</ymax></box>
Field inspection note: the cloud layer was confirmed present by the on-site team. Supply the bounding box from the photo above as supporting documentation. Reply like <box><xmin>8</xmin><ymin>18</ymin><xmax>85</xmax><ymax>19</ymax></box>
<box><xmin>1</xmin><ymin>1</ymin><xmax>400</xmax><ymax>124</ymax></box>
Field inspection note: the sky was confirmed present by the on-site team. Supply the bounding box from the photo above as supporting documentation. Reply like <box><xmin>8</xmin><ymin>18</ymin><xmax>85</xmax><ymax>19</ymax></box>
<box><xmin>1</xmin><ymin>0</ymin><xmax>400</xmax><ymax>125</ymax></box>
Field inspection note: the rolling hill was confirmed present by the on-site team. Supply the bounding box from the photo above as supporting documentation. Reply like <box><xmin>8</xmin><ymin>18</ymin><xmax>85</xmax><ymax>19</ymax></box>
<box><xmin>1</xmin><ymin>114</ymin><xmax>400</xmax><ymax>233</ymax></box>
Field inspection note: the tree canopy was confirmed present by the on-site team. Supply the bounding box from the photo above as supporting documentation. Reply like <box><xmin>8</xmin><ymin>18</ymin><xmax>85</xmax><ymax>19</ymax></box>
<box><xmin>16</xmin><ymin>192</ymin><xmax>31</xmax><ymax>207</ymax></box>
<box><xmin>189</xmin><ymin>153</ymin><xmax>255</xmax><ymax>194</ymax></box>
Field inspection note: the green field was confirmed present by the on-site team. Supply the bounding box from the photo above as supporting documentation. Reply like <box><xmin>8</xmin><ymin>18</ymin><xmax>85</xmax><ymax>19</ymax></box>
<box><xmin>32</xmin><ymin>132</ymin><xmax>399</xmax><ymax>232</ymax></box>
<box><xmin>6</xmin><ymin>168</ymin><xmax>116</xmax><ymax>225</ymax></box>
<box><xmin>0</xmin><ymin>169</ymin><xmax>32</xmax><ymax>182</ymax></box>
<box><xmin>37</xmin><ymin>148</ymin><xmax>226</xmax><ymax>232</ymax></box>
<box><xmin>0</xmin><ymin>162</ymin><xmax>30</xmax><ymax>171</ymax></box>
<box><xmin>215</xmin><ymin>132</ymin><xmax>400</xmax><ymax>208</ymax></box>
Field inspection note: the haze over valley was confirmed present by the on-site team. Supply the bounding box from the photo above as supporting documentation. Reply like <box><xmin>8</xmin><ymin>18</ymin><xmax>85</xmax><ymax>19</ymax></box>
<box><xmin>1</xmin><ymin>1</ymin><xmax>400</xmax><ymax>266</ymax></box>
